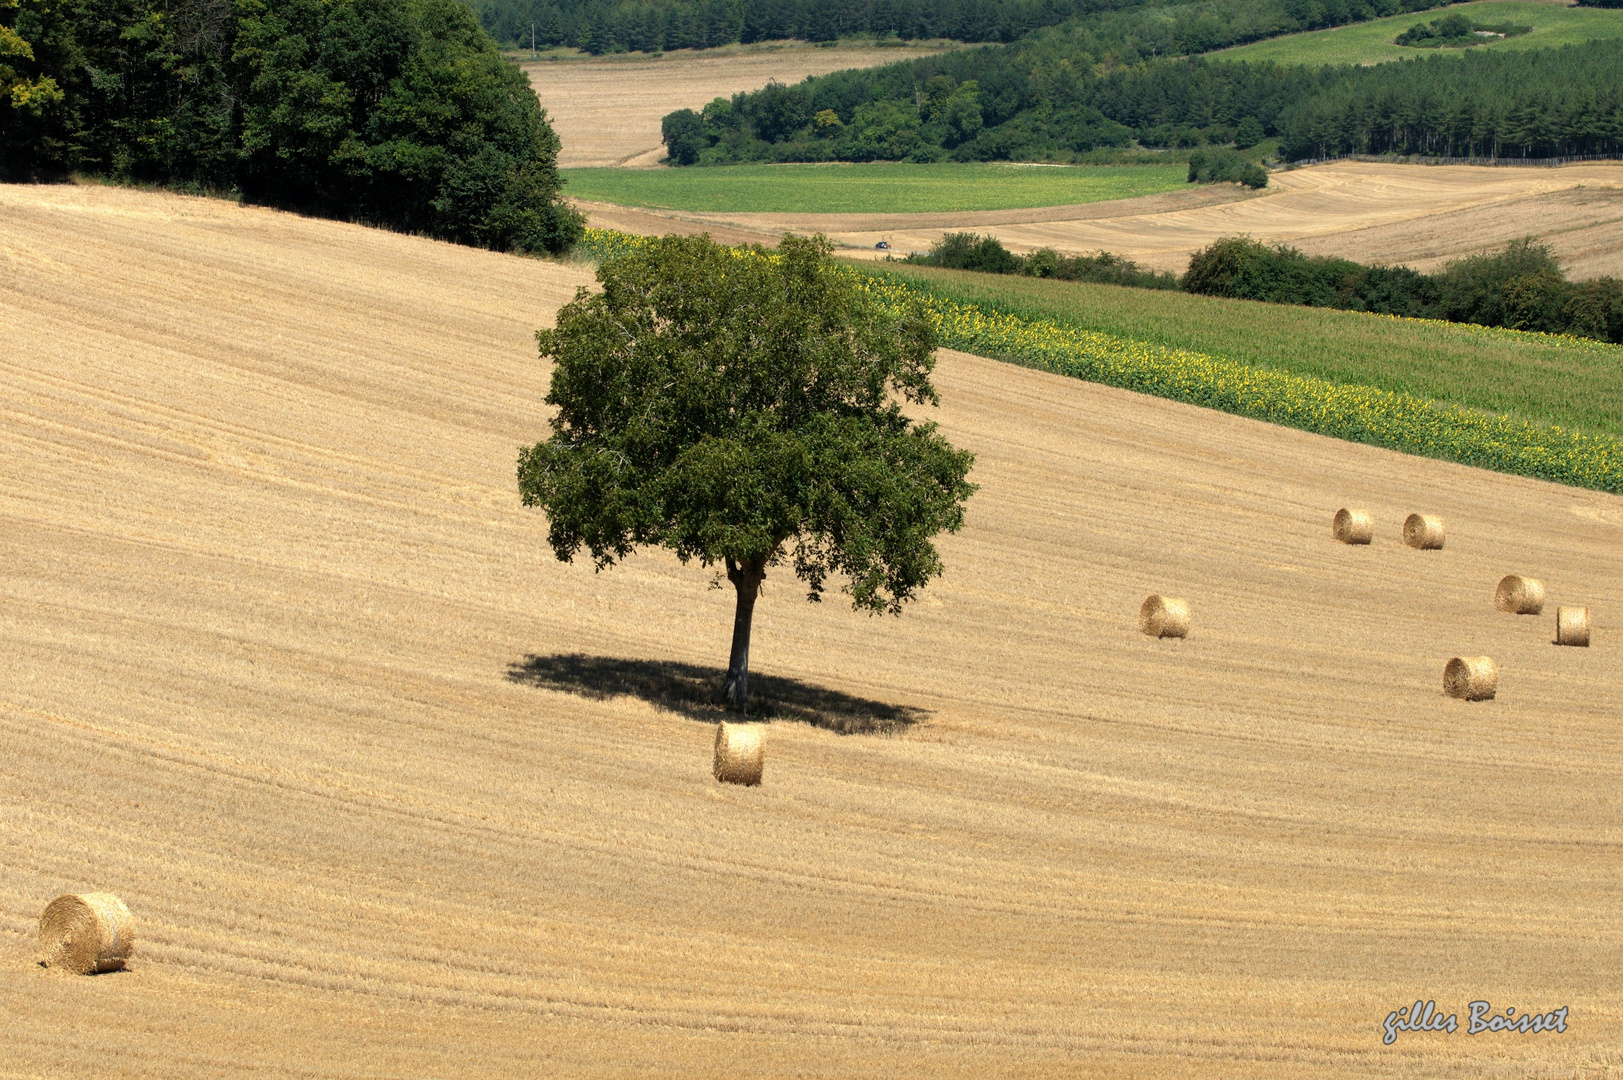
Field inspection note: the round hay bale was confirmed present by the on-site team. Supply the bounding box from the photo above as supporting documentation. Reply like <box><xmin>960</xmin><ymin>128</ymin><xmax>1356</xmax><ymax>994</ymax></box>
<box><xmin>1444</xmin><ymin>656</ymin><xmax>1498</xmax><ymax>701</ymax></box>
<box><xmin>1494</xmin><ymin>575</ymin><xmax>1546</xmax><ymax>615</ymax></box>
<box><xmin>1403</xmin><ymin>513</ymin><xmax>1445</xmax><ymax>550</ymax></box>
<box><xmin>1556</xmin><ymin>606</ymin><xmax>1591</xmax><ymax>647</ymax></box>
<box><xmin>38</xmin><ymin>893</ymin><xmax>135</xmax><ymax>974</ymax></box>
<box><xmin>1332</xmin><ymin>508</ymin><xmax>1374</xmax><ymax>545</ymax></box>
<box><xmin>713</xmin><ymin>722</ymin><xmax>765</xmax><ymax>786</ymax></box>
<box><xmin>1139</xmin><ymin>595</ymin><xmax>1191</xmax><ymax>639</ymax></box>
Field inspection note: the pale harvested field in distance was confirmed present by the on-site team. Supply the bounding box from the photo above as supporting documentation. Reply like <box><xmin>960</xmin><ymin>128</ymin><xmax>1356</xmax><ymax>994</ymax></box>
<box><xmin>525</xmin><ymin>42</ymin><xmax>948</xmax><ymax>168</ymax></box>
<box><xmin>4</xmin><ymin>183</ymin><xmax>1623</xmax><ymax>1078</ymax></box>
<box><xmin>592</xmin><ymin>159</ymin><xmax>1623</xmax><ymax>277</ymax></box>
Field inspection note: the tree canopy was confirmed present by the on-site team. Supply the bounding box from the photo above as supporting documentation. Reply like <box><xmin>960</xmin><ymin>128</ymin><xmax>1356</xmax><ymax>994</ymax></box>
<box><xmin>517</xmin><ymin>233</ymin><xmax>976</xmax><ymax>706</ymax></box>
<box><xmin>1</xmin><ymin>0</ymin><xmax>582</xmax><ymax>254</ymax></box>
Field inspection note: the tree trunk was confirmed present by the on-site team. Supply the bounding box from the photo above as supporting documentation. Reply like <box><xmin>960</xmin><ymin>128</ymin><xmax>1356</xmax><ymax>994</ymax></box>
<box><xmin>722</xmin><ymin>555</ymin><xmax>766</xmax><ymax>709</ymax></box>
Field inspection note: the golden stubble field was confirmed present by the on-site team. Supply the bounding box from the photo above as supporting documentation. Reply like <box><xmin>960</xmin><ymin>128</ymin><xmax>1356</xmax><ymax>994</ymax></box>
<box><xmin>593</xmin><ymin>159</ymin><xmax>1623</xmax><ymax>277</ymax></box>
<box><xmin>526</xmin><ymin>42</ymin><xmax>946</xmax><ymax>168</ymax></box>
<box><xmin>2</xmin><ymin>183</ymin><xmax>1622</xmax><ymax>1078</ymax></box>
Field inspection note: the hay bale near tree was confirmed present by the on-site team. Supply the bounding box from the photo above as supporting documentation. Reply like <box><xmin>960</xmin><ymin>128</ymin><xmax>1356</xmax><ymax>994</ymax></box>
<box><xmin>713</xmin><ymin>722</ymin><xmax>765</xmax><ymax>786</ymax></box>
<box><xmin>1495</xmin><ymin>575</ymin><xmax>1545</xmax><ymax>614</ymax></box>
<box><xmin>38</xmin><ymin>893</ymin><xmax>135</xmax><ymax>974</ymax></box>
<box><xmin>518</xmin><ymin>234</ymin><xmax>976</xmax><ymax>709</ymax></box>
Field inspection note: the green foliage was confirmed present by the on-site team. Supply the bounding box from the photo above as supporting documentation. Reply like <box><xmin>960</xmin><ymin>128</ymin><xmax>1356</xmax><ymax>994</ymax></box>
<box><xmin>1277</xmin><ymin>40</ymin><xmax>1623</xmax><ymax>158</ymax></box>
<box><xmin>1186</xmin><ymin>146</ymin><xmax>1266</xmax><ymax>186</ymax></box>
<box><xmin>659</xmin><ymin>0</ymin><xmax>1454</xmax><ymax>164</ymax></box>
<box><xmin>1234</xmin><ymin>115</ymin><xmax>1265</xmax><ymax>148</ymax></box>
<box><xmin>466</xmin><ymin>0</ymin><xmax>1235</xmax><ymax>54</ymax></box>
<box><xmin>911</xmin><ymin>232</ymin><xmax>1020</xmax><ymax>274</ymax></box>
<box><xmin>1393</xmin><ymin>13</ymin><xmax>1530</xmax><ymax>47</ymax></box>
<box><xmin>561</xmin><ymin>162</ymin><xmax>1187</xmax><ymax>214</ymax></box>
<box><xmin>1183</xmin><ymin>235</ymin><xmax>1623</xmax><ymax>343</ymax></box>
<box><xmin>518</xmin><ymin>233</ymin><xmax>976</xmax><ymax>615</ymax></box>
<box><xmin>905</xmin><ymin>232</ymin><xmax>1178</xmax><ymax>289</ymax></box>
<box><xmin>1223</xmin><ymin>0</ymin><xmax>1623</xmax><ymax>65</ymax></box>
<box><xmin>0</xmin><ymin>0</ymin><xmax>582</xmax><ymax>254</ymax></box>
<box><xmin>665</xmin><ymin>0</ymin><xmax>1622</xmax><ymax>165</ymax></box>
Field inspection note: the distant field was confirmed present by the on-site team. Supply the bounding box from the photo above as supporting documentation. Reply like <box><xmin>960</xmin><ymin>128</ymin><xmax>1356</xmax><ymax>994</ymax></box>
<box><xmin>525</xmin><ymin>40</ymin><xmax>951</xmax><ymax>167</ymax></box>
<box><xmin>1216</xmin><ymin>0</ymin><xmax>1623</xmax><ymax>66</ymax></box>
<box><xmin>875</xmin><ymin>262</ymin><xmax>1623</xmax><ymax>437</ymax></box>
<box><xmin>562</xmin><ymin>163</ymin><xmax>1189</xmax><ymax>214</ymax></box>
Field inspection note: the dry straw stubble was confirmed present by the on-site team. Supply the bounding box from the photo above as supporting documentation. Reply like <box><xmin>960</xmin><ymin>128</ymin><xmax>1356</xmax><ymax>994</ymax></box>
<box><xmin>1332</xmin><ymin>508</ymin><xmax>1374</xmax><ymax>544</ymax></box>
<box><xmin>1444</xmin><ymin>656</ymin><xmax>1499</xmax><ymax>701</ymax></box>
<box><xmin>1495</xmin><ymin>575</ymin><xmax>1546</xmax><ymax>615</ymax></box>
<box><xmin>1556</xmin><ymin>606</ymin><xmax>1592</xmax><ymax>647</ymax></box>
<box><xmin>38</xmin><ymin>893</ymin><xmax>136</xmax><ymax>974</ymax></box>
<box><xmin>713</xmin><ymin>722</ymin><xmax>765</xmax><ymax>786</ymax></box>
<box><xmin>1140</xmin><ymin>595</ymin><xmax>1191</xmax><ymax>639</ymax></box>
<box><xmin>1403</xmin><ymin>513</ymin><xmax>1446</xmax><ymax>549</ymax></box>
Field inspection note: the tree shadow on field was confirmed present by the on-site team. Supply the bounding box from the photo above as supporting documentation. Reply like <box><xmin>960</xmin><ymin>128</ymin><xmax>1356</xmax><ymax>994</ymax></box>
<box><xmin>505</xmin><ymin>653</ymin><xmax>928</xmax><ymax>735</ymax></box>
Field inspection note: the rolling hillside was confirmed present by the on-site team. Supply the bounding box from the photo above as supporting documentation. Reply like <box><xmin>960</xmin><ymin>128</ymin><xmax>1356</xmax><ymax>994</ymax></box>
<box><xmin>2</xmin><ymin>183</ymin><xmax>1620</xmax><ymax>1077</ymax></box>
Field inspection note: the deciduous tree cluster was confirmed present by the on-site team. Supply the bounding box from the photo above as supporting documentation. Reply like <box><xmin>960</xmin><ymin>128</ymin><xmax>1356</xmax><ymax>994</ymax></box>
<box><xmin>1</xmin><ymin>0</ymin><xmax>582</xmax><ymax>254</ymax></box>
<box><xmin>1184</xmin><ymin>236</ymin><xmax>1623</xmax><ymax>342</ymax></box>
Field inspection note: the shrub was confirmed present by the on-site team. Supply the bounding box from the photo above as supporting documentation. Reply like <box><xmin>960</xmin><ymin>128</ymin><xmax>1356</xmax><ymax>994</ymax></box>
<box><xmin>1187</xmin><ymin>147</ymin><xmax>1267</xmax><ymax>189</ymax></box>
<box><xmin>919</xmin><ymin>233</ymin><xmax>1022</xmax><ymax>275</ymax></box>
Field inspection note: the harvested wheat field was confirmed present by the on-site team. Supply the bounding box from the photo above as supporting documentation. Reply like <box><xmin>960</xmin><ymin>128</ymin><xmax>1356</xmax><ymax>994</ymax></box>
<box><xmin>526</xmin><ymin>42</ymin><xmax>947</xmax><ymax>168</ymax></box>
<box><xmin>594</xmin><ymin>159</ymin><xmax>1623</xmax><ymax>277</ymax></box>
<box><xmin>4</xmin><ymin>182</ymin><xmax>1623</xmax><ymax>1078</ymax></box>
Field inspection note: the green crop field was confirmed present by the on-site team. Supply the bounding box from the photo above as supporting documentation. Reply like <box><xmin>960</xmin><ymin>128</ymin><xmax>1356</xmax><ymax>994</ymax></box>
<box><xmin>561</xmin><ymin>163</ymin><xmax>1189</xmax><ymax>214</ymax></box>
<box><xmin>1215</xmin><ymin>1</ymin><xmax>1623</xmax><ymax>66</ymax></box>
<box><xmin>873</xmin><ymin>263</ymin><xmax>1623</xmax><ymax>438</ymax></box>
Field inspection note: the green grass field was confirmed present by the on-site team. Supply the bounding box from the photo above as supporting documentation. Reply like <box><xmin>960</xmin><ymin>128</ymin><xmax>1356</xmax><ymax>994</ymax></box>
<box><xmin>873</xmin><ymin>263</ymin><xmax>1623</xmax><ymax>437</ymax></box>
<box><xmin>1215</xmin><ymin>1</ymin><xmax>1623</xmax><ymax>66</ymax></box>
<box><xmin>561</xmin><ymin>163</ymin><xmax>1189</xmax><ymax>214</ymax></box>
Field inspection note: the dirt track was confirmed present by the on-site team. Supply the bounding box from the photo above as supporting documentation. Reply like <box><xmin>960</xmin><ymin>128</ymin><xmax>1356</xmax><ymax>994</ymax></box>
<box><xmin>590</xmin><ymin>160</ymin><xmax>1623</xmax><ymax>277</ymax></box>
<box><xmin>527</xmin><ymin>43</ymin><xmax>946</xmax><ymax>168</ymax></box>
<box><xmin>3</xmin><ymin>183</ymin><xmax>1621</xmax><ymax>1078</ymax></box>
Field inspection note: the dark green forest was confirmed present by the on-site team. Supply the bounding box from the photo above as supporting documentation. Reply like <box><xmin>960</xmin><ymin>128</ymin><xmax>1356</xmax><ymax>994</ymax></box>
<box><xmin>471</xmin><ymin>0</ymin><xmax>1123</xmax><ymax>52</ymax></box>
<box><xmin>466</xmin><ymin>0</ymin><xmax>1448</xmax><ymax>54</ymax></box>
<box><xmin>665</xmin><ymin>37</ymin><xmax>1623</xmax><ymax>164</ymax></box>
<box><xmin>0</xmin><ymin>0</ymin><xmax>582</xmax><ymax>253</ymax></box>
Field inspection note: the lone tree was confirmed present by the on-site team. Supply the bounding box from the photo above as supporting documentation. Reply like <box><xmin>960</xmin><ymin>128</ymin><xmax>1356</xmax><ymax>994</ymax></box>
<box><xmin>518</xmin><ymin>233</ymin><xmax>976</xmax><ymax>708</ymax></box>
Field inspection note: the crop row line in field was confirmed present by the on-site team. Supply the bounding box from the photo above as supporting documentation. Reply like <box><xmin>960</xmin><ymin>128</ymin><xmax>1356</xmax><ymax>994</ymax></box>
<box><xmin>575</xmin><ymin>229</ymin><xmax>1623</xmax><ymax>494</ymax></box>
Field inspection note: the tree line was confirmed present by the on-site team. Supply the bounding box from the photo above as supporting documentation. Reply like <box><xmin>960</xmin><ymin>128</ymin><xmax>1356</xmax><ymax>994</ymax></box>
<box><xmin>665</xmin><ymin>36</ymin><xmax>1623</xmax><ymax>165</ymax></box>
<box><xmin>1</xmin><ymin>0</ymin><xmax>582</xmax><ymax>254</ymax></box>
<box><xmin>471</xmin><ymin>0</ymin><xmax>1450</xmax><ymax>56</ymax></box>
<box><xmin>654</xmin><ymin>0</ymin><xmax>1452</xmax><ymax>163</ymax></box>
<box><xmin>906</xmin><ymin>233</ymin><xmax>1623</xmax><ymax>344</ymax></box>
<box><xmin>469</xmin><ymin>0</ymin><xmax>1146</xmax><ymax>53</ymax></box>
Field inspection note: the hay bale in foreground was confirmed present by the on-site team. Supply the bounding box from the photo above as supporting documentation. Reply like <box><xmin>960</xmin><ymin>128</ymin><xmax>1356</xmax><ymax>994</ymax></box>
<box><xmin>1556</xmin><ymin>606</ymin><xmax>1591</xmax><ymax>647</ymax></box>
<box><xmin>1332</xmin><ymin>508</ymin><xmax>1374</xmax><ymax>545</ymax></box>
<box><xmin>1444</xmin><ymin>656</ymin><xmax>1498</xmax><ymax>701</ymax></box>
<box><xmin>1140</xmin><ymin>595</ymin><xmax>1191</xmax><ymax>639</ymax></box>
<box><xmin>1494</xmin><ymin>575</ymin><xmax>1546</xmax><ymax>615</ymax></box>
<box><xmin>38</xmin><ymin>893</ymin><xmax>136</xmax><ymax>974</ymax></box>
<box><xmin>1403</xmin><ymin>513</ymin><xmax>1445</xmax><ymax>550</ymax></box>
<box><xmin>714</xmin><ymin>722</ymin><xmax>765</xmax><ymax>786</ymax></box>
